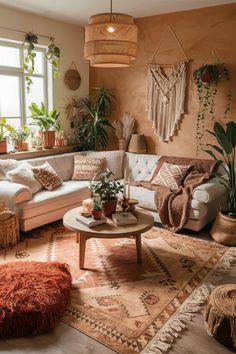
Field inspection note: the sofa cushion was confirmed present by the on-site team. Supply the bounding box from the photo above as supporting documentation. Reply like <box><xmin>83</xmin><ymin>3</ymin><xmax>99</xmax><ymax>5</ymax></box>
<box><xmin>6</xmin><ymin>162</ymin><xmax>42</xmax><ymax>194</ymax></box>
<box><xmin>124</xmin><ymin>153</ymin><xmax>160</xmax><ymax>182</ymax></box>
<box><xmin>15</xmin><ymin>181</ymin><xmax>90</xmax><ymax>219</ymax></box>
<box><xmin>72</xmin><ymin>155</ymin><xmax>106</xmax><ymax>181</ymax></box>
<box><xmin>151</xmin><ymin>162</ymin><xmax>191</xmax><ymax>190</ymax></box>
<box><xmin>86</xmin><ymin>150</ymin><xmax>125</xmax><ymax>180</ymax></box>
<box><xmin>0</xmin><ymin>159</ymin><xmax>19</xmax><ymax>180</ymax></box>
<box><xmin>32</xmin><ymin>162</ymin><xmax>63</xmax><ymax>191</ymax></box>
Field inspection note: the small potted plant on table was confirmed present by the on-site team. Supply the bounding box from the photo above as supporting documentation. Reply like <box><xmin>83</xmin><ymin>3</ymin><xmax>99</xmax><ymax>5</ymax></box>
<box><xmin>29</xmin><ymin>102</ymin><xmax>60</xmax><ymax>149</ymax></box>
<box><xmin>0</xmin><ymin>118</ymin><xmax>14</xmax><ymax>154</ymax></box>
<box><xmin>89</xmin><ymin>169</ymin><xmax>123</xmax><ymax>217</ymax></box>
<box><xmin>91</xmin><ymin>196</ymin><xmax>103</xmax><ymax>220</ymax></box>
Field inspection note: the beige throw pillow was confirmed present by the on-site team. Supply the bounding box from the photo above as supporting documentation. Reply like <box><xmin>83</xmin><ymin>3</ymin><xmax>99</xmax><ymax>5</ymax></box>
<box><xmin>6</xmin><ymin>161</ymin><xmax>42</xmax><ymax>194</ymax></box>
<box><xmin>0</xmin><ymin>159</ymin><xmax>19</xmax><ymax>180</ymax></box>
<box><xmin>72</xmin><ymin>155</ymin><xmax>106</xmax><ymax>181</ymax></box>
<box><xmin>151</xmin><ymin>162</ymin><xmax>191</xmax><ymax>190</ymax></box>
<box><xmin>32</xmin><ymin>162</ymin><xmax>63</xmax><ymax>191</ymax></box>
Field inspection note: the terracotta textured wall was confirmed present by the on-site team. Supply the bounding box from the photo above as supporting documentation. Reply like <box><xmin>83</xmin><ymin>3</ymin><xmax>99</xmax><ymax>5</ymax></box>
<box><xmin>90</xmin><ymin>3</ymin><xmax>236</xmax><ymax>158</ymax></box>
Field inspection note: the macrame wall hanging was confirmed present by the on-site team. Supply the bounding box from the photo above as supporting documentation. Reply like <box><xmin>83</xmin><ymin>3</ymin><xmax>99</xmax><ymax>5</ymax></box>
<box><xmin>147</xmin><ymin>25</ymin><xmax>189</xmax><ymax>141</ymax></box>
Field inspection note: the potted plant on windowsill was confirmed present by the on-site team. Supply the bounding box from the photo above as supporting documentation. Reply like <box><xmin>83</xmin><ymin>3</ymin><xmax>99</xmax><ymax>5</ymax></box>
<box><xmin>10</xmin><ymin>125</ymin><xmax>30</xmax><ymax>151</ymax></box>
<box><xmin>204</xmin><ymin>120</ymin><xmax>236</xmax><ymax>245</ymax></box>
<box><xmin>89</xmin><ymin>169</ymin><xmax>123</xmax><ymax>217</ymax></box>
<box><xmin>29</xmin><ymin>102</ymin><xmax>61</xmax><ymax>149</ymax></box>
<box><xmin>0</xmin><ymin>118</ymin><xmax>14</xmax><ymax>154</ymax></box>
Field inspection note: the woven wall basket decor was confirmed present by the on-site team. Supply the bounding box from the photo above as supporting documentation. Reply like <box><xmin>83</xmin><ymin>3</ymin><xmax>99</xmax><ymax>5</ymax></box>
<box><xmin>64</xmin><ymin>62</ymin><xmax>81</xmax><ymax>90</ymax></box>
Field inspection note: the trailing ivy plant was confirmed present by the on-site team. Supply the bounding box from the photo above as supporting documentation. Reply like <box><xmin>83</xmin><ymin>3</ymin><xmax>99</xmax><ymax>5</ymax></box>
<box><xmin>46</xmin><ymin>37</ymin><xmax>60</xmax><ymax>78</ymax></box>
<box><xmin>24</xmin><ymin>33</ymin><xmax>60</xmax><ymax>92</ymax></box>
<box><xmin>193</xmin><ymin>63</ymin><xmax>232</xmax><ymax>153</ymax></box>
<box><xmin>24</xmin><ymin>32</ymin><xmax>38</xmax><ymax>93</ymax></box>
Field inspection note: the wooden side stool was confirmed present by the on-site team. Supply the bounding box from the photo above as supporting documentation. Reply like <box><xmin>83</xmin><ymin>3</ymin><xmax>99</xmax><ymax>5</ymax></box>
<box><xmin>205</xmin><ymin>284</ymin><xmax>236</xmax><ymax>349</ymax></box>
<box><xmin>0</xmin><ymin>214</ymin><xmax>19</xmax><ymax>248</ymax></box>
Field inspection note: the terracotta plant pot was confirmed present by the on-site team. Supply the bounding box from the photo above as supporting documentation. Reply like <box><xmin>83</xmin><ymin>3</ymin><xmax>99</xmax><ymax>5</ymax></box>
<box><xmin>22</xmin><ymin>141</ymin><xmax>29</xmax><ymax>151</ymax></box>
<box><xmin>103</xmin><ymin>199</ymin><xmax>118</xmax><ymax>217</ymax></box>
<box><xmin>15</xmin><ymin>140</ymin><xmax>23</xmax><ymax>151</ymax></box>
<box><xmin>92</xmin><ymin>209</ymin><xmax>103</xmax><ymax>220</ymax></box>
<box><xmin>211</xmin><ymin>211</ymin><xmax>236</xmax><ymax>246</ymax></box>
<box><xmin>42</xmin><ymin>131</ymin><xmax>55</xmax><ymax>149</ymax></box>
<box><xmin>0</xmin><ymin>140</ymin><xmax>7</xmax><ymax>154</ymax></box>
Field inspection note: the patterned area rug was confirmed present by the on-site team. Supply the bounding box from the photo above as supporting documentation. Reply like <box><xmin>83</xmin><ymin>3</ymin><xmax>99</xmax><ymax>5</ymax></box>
<box><xmin>0</xmin><ymin>222</ymin><xmax>235</xmax><ymax>354</ymax></box>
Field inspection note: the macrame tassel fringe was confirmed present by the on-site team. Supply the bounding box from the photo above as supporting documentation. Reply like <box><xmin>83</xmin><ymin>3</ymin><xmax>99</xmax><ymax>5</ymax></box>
<box><xmin>144</xmin><ymin>248</ymin><xmax>236</xmax><ymax>354</ymax></box>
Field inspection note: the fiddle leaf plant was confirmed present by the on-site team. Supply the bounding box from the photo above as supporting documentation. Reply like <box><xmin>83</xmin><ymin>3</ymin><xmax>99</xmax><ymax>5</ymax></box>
<box><xmin>203</xmin><ymin>120</ymin><xmax>236</xmax><ymax>217</ymax></box>
<box><xmin>193</xmin><ymin>63</ymin><xmax>232</xmax><ymax>153</ymax></box>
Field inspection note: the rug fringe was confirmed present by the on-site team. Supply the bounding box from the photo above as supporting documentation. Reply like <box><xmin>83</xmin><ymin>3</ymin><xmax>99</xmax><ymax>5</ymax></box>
<box><xmin>143</xmin><ymin>247</ymin><xmax>236</xmax><ymax>354</ymax></box>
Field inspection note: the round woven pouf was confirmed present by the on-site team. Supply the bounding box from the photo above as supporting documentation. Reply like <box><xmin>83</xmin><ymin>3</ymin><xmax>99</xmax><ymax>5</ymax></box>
<box><xmin>0</xmin><ymin>261</ymin><xmax>72</xmax><ymax>339</ymax></box>
<box><xmin>205</xmin><ymin>284</ymin><xmax>236</xmax><ymax>349</ymax></box>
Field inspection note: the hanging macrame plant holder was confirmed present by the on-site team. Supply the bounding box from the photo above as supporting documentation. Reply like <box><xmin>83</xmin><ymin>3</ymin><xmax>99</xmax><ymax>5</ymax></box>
<box><xmin>64</xmin><ymin>62</ymin><xmax>81</xmax><ymax>90</ymax></box>
<box><xmin>147</xmin><ymin>25</ymin><xmax>189</xmax><ymax>142</ymax></box>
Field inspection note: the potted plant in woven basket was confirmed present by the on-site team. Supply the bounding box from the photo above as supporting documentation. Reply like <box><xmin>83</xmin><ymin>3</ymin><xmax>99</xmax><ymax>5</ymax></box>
<box><xmin>204</xmin><ymin>120</ymin><xmax>236</xmax><ymax>245</ymax></box>
<box><xmin>89</xmin><ymin>169</ymin><xmax>123</xmax><ymax>217</ymax></box>
<box><xmin>29</xmin><ymin>102</ymin><xmax>60</xmax><ymax>149</ymax></box>
<box><xmin>0</xmin><ymin>118</ymin><xmax>14</xmax><ymax>154</ymax></box>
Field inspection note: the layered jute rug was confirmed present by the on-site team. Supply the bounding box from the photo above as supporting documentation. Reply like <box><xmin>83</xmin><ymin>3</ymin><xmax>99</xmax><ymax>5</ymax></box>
<box><xmin>0</xmin><ymin>222</ymin><xmax>235</xmax><ymax>354</ymax></box>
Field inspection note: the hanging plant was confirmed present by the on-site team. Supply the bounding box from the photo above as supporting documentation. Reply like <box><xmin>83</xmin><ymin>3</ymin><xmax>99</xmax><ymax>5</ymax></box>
<box><xmin>193</xmin><ymin>63</ymin><xmax>232</xmax><ymax>153</ymax></box>
<box><xmin>24</xmin><ymin>32</ymin><xmax>38</xmax><ymax>93</ymax></box>
<box><xmin>46</xmin><ymin>37</ymin><xmax>60</xmax><ymax>78</ymax></box>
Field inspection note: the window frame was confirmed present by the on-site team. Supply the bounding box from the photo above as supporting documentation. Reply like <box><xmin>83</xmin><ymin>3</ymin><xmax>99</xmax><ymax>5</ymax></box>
<box><xmin>0</xmin><ymin>38</ymin><xmax>53</xmax><ymax>127</ymax></box>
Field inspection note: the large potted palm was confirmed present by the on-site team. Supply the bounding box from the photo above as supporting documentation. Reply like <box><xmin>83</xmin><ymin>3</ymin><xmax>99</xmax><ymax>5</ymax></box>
<box><xmin>29</xmin><ymin>102</ymin><xmax>60</xmax><ymax>149</ymax></box>
<box><xmin>0</xmin><ymin>118</ymin><xmax>14</xmax><ymax>154</ymax></box>
<box><xmin>76</xmin><ymin>85</ymin><xmax>115</xmax><ymax>151</ymax></box>
<box><xmin>204</xmin><ymin>120</ymin><xmax>236</xmax><ymax>245</ymax></box>
<box><xmin>89</xmin><ymin>169</ymin><xmax>123</xmax><ymax>217</ymax></box>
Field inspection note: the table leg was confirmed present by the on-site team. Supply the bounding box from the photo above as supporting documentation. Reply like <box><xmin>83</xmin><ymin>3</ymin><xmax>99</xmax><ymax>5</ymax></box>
<box><xmin>135</xmin><ymin>234</ymin><xmax>142</xmax><ymax>263</ymax></box>
<box><xmin>79</xmin><ymin>234</ymin><xmax>87</xmax><ymax>270</ymax></box>
<box><xmin>76</xmin><ymin>232</ymin><xmax>80</xmax><ymax>243</ymax></box>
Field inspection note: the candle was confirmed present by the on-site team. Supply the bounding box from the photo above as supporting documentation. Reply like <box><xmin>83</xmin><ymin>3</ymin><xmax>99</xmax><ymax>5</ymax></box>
<box><xmin>123</xmin><ymin>167</ymin><xmax>127</xmax><ymax>197</ymax></box>
<box><xmin>82</xmin><ymin>198</ymin><xmax>93</xmax><ymax>213</ymax></box>
<box><xmin>127</xmin><ymin>179</ymin><xmax>130</xmax><ymax>200</ymax></box>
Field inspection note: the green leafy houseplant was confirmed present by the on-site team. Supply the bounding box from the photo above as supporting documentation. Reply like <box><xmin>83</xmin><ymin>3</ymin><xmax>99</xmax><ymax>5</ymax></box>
<box><xmin>193</xmin><ymin>63</ymin><xmax>231</xmax><ymax>152</ymax></box>
<box><xmin>10</xmin><ymin>125</ymin><xmax>30</xmax><ymax>151</ymax></box>
<box><xmin>46</xmin><ymin>38</ymin><xmax>60</xmax><ymax>78</ymax></box>
<box><xmin>91</xmin><ymin>196</ymin><xmax>103</xmax><ymax>220</ymax></box>
<box><xmin>24</xmin><ymin>32</ymin><xmax>38</xmax><ymax>93</ymax></box>
<box><xmin>29</xmin><ymin>102</ymin><xmax>61</xmax><ymax>149</ymax></box>
<box><xmin>0</xmin><ymin>117</ymin><xmax>14</xmax><ymax>154</ymax></box>
<box><xmin>92</xmin><ymin>84</ymin><xmax>115</xmax><ymax>116</ymax></box>
<box><xmin>76</xmin><ymin>93</ymin><xmax>114</xmax><ymax>151</ymax></box>
<box><xmin>89</xmin><ymin>169</ymin><xmax>123</xmax><ymax>217</ymax></box>
<box><xmin>204</xmin><ymin>120</ymin><xmax>236</xmax><ymax>217</ymax></box>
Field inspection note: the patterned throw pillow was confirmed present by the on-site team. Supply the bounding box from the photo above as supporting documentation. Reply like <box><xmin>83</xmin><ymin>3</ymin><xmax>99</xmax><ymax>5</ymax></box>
<box><xmin>32</xmin><ymin>162</ymin><xmax>63</xmax><ymax>191</ymax></box>
<box><xmin>151</xmin><ymin>162</ymin><xmax>191</xmax><ymax>190</ymax></box>
<box><xmin>72</xmin><ymin>155</ymin><xmax>106</xmax><ymax>181</ymax></box>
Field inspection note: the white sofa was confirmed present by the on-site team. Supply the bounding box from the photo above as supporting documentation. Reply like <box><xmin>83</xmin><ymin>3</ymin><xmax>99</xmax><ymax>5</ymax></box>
<box><xmin>0</xmin><ymin>150</ymin><xmax>227</xmax><ymax>232</ymax></box>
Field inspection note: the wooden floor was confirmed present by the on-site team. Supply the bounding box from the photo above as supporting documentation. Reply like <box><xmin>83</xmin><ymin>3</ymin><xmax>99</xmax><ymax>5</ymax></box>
<box><xmin>0</xmin><ymin>228</ymin><xmax>235</xmax><ymax>354</ymax></box>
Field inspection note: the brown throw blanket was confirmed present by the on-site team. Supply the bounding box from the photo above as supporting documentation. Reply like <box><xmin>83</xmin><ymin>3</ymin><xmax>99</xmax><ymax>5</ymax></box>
<box><xmin>132</xmin><ymin>156</ymin><xmax>217</xmax><ymax>232</ymax></box>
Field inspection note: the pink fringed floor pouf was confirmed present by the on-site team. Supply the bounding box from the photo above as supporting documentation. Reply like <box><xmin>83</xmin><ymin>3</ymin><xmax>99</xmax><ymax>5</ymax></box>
<box><xmin>0</xmin><ymin>261</ymin><xmax>72</xmax><ymax>339</ymax></box>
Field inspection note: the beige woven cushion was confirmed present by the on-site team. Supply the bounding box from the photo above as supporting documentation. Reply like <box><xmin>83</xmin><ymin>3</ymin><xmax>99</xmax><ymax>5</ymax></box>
<box><xmin>151</xmin><ymin>162</ymin><xmax>191</xmax><ymax>190</ymax></box>
<box><xmin>72</xmin><ymin>155</ymin><xmax>106</xmax><ymax>181</ymax></box>
<box><xmin>6</xmin><ymin>162</ymin><xmax>42</xmax><ymax>195</ymax></box>
<box><xmin>32</xmin><ymin>162</ymin><xmax>63</xmax><ymax>191</ymax></box>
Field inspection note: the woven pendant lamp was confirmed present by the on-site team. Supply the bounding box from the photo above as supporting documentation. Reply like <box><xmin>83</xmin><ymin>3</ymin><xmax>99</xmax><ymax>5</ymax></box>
<box><xmin>84</xmin><ymin>0</ymin><xmax>138</xmax><ymax>67</ymax></box>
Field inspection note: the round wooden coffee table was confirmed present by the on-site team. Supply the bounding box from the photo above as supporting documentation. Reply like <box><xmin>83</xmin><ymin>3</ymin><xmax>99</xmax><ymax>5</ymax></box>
<box><xmin>63</xmin><ymin>207</ymin><xmax>154</xmax><ymax>269</ymax></box>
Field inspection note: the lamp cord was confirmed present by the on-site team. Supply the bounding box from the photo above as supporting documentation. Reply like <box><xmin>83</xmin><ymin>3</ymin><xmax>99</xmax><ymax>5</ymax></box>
<box><xmin>110</xmin><ymin>0</ymin><xmax>113</xmax><ymax>22</ymax></box>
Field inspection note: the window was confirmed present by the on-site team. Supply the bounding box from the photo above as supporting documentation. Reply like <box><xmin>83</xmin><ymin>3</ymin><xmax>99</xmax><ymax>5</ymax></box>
<box><xmin>0</xmin><ymin>39</ymin><xmax>53</xmax><ymax>129</ymax></box>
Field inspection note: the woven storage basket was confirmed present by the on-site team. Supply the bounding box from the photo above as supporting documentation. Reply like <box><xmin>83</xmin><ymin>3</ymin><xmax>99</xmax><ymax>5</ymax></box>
<box><xmin>0</xmin><ymin>215</ymin><xmax>19</xmax><ymax>248</ymax></box>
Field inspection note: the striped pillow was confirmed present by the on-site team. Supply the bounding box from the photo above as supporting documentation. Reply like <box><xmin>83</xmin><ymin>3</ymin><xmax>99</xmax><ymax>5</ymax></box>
<box><xmin>151</xmin><ymin>162</ymin><xmax>191</xmax><ymax>190</ymax></box>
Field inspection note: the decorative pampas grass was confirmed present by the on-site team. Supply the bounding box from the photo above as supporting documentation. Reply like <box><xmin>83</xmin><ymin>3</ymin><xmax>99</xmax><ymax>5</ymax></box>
<box><xmin>113</xmin><ymin>113</ymin><xmax>135</xmax><ymax>150</ymax></box>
